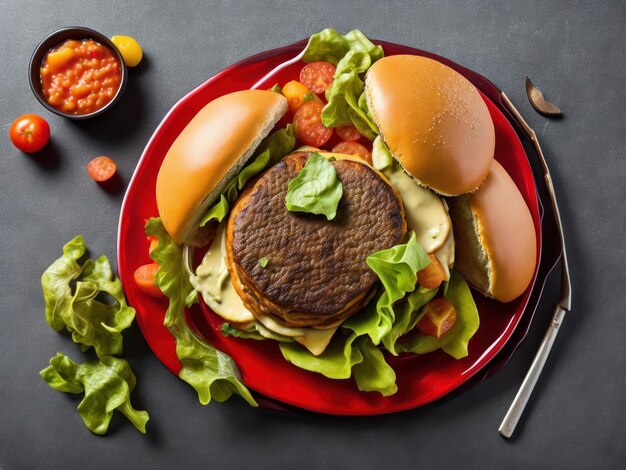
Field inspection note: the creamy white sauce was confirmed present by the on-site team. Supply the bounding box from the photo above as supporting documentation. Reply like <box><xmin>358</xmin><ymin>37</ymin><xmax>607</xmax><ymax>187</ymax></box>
<box><xmin>189</xmin><ymin>223</ymin><xmax>254</xmax><ymax>324</ymax></box>
<box><xmin>383</xmin><ymin>164</ymin><xmax>451</xmax><ymax>253</ymax></box>
<box><xmin>372</xmin><ymin>136</ymin><xmax>454</xmax><ymax>272</ymax></box>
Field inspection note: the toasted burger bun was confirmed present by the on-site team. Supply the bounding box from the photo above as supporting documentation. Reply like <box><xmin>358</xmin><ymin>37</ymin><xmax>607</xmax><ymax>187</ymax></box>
<box><xmin>226</xmin><ymin>151</ymin><xmax>406</xmax><ymax>328</ymax></box>
<box><xmin>365</xmin><ymin>55</ymin><xmax>495</xmax><ymax>196</ymax></box>
<box><xmin>447</xmin><ymin>161</ymin><xmax>537</xmax><ymax>302</ymax></box>
<box><xmin>155</xmin><ymin>90</ymin><xmax>288</xmax><ymax>245</ymax></box>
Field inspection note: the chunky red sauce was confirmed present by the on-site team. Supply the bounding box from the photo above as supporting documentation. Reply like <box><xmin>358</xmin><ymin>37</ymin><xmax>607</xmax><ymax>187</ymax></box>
<box><xmin>40</xmin><ymin>39</ymin><xmax>122</xmax><ymax>115</ymax></box>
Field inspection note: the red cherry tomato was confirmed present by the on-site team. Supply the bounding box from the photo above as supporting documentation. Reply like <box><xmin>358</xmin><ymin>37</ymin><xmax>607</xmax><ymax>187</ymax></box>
<box><xmin>300</xmin><ymin>61</ymin><xmax>336</xmax><ymax>94</ymax></box>
<box><xmin>87</xmin><ymin>156</ymin><xmax>117</xmax><ymax>182</ymax></box>
<box><xmin>416</xmin><ymin>298</ymin><xmax>457</xmax><ymax>338</ymax></box>
<box><xmin>133</xmin><ymin>263</ymin><xmax>163</xmax><ymax>298</ymax></box>
<box><xmin>417</xmin><ymin>254</ymin><xmax>448</xmax><ymax>289</ymax></box>
<box><xmin>335</xmin><ymin>125</ymin><xmax>362</xmax><ymax>142</ymax></box>
<box><xmin>331</xmin><ymin>141</ymin><xmax>372</xmax><ymax>165</ymax></box>
<box><xmin>293</xmin><ymin>101</ymin><xmax>333</xmax><ymax>147</ymax></box>
<box><xmin>9</xmin><ymin>114</ymin><xmax>50</xmax><ymax>153</ymax></box>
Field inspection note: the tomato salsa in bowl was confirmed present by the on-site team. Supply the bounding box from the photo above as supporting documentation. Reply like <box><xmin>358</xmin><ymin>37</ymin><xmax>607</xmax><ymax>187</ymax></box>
<box><xmin>29</xmin><ymin>27</ymin><xmax>127</xmax><ymax>119</ymax></box>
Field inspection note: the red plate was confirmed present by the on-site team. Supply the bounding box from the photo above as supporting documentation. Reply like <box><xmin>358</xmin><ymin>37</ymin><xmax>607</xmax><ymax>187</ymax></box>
<box><xmin>118</xmin><ymin>40</ymin><xmax>542</xmax><ymax>415</ymax></box>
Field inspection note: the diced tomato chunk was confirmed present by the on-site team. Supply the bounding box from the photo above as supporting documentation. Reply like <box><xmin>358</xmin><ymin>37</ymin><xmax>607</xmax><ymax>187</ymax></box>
<box><xmin>416</xmin><ymin>298</ymin><xmax>457</xmax><ymax>338</ymax></box>
<box><xmin>417</xmin><ymin>254</ymin><xmax>448</xmax><ymax>289</ymax></box>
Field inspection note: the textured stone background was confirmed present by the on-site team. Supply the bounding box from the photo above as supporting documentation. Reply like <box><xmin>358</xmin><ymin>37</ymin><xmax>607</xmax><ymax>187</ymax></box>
<box><xmin>1</xmin><ymin>1</ymin><xmax>624</xmax><ymax>468</ymax></box>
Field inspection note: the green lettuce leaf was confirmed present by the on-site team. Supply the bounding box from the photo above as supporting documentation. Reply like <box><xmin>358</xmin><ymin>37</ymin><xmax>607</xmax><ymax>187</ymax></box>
<box><xmin>381</xmin><ymin>286</ymin><xmax>438</xmax><ymax>355</ymax></box>
<box><xmin>199</xmin><ymin>125</ymin><xmax>296</xmax><ymax>226</ymax></box>
<box><xmin>280</xmin><ymin>308</ymin><xmax>397</xmax><ymax>397</ymax></box>
<box><xmin>396</xmin><ymin>270</ymin><xmax>480</xmax><ymax>359</ymax></box>
<box><xmin>364</xmin><ymin>232</ymin><xmax>432</xmax><ymax>345</ymax></box>
<box><xmin>303</xmin><ymin>28</ymin><xmax>383</xmax><ymax>139</ymax></box>
<box><xmin>40</xmin><ymin>353</ymin><xmax>149</xmax><ymax>435</ymax></box>
<box><xmin>41</xmin><ymin>235</ymin><xmax>135</xmax><ymax>357</ymax></box>
<box><xmin>145</xmin><ymin>218</ymin><xmax>257</xmax><ymax>406</ymax></box>
<box><xmin>285</xmin><ymin>152</ymin><xmax>343</xmax><ymax>220</ymax></box>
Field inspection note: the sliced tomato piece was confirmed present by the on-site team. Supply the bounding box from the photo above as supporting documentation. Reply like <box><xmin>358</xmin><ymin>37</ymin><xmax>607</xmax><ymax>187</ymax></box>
<box><xmin>293</xmin><ymin>101</ymin><xmax>333</xmax><ymax>147</ymax></box>
<box><xmin>300</xmin><ymin>61</ymin><xmax>336</xmax><ymax>94</ymax></box>
<box><xmin>87</xmin><ymin>156</ymin><xmax>117</xmax><ymax>182</ymax></box>
<box><xmin>417</xmin><ymin>254</ymin><xmax>448</xmax><ymax>289</ymax></box>
<box><xmin>335</xmin><ymin>125</ymin><xmax>362</xmax><ymax>142</ymax></box>
<box><xmin>331</xmin><ymin>141</ymin><xmax>372</xmax><ymax>165</ymax></box>
<box><xmin>282</xmin><ymin>80</ymin><xmax>319</xmax><ymax>112</ymax></box>
<box><xmin>133</xmin><ymin>263</ymin><xmax>163</xmax><ymax>298</ymax></box>
<box><xmin>416</xmin><ymin>298</ymin><xmax>457</xmax><ymax>338</ymax></box>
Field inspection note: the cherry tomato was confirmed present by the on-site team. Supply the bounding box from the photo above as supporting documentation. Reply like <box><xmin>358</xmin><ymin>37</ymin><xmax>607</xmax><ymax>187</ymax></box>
<box><xmin>331</xmin><ymin>141</ymin><xmax>372</xmax><ymax>165</ymax></box>
<box><xmin>87</xmin><ymin>156</ymin><xmax>117</xmax><ymax>182</ymax></box>
<box><xmin>9</xmin><ymin>114</ymin><xmax>50</xmax><ymax>153</ymax></box>
<box><xmin>133</xmin><ymin>263</ymin><xmax>163</xmax><ymax>298</ymax></box>
<box><xmin>416</xmin><ymin>298</ymin><xmax>457</xmax><ymax>338</ymax></box>
<box><xmin>111</xmin><ymin>35</ymin><xmax>143</xmax><ymax>67</ymax></box>
<box><xmin>300</xmin><ymin>61</ymin><xmax>336</xmax><ymax>94</ymax></box>
<box><xmin>293</xmin><ymin>101</ymin><xmax>333</xmax><ymax>147</ymax></box>
<box><xmin>282</xmin><ymin>80</ymin><xmax>319</xmax><ymax>112</ymax></box>
<box><xmin>417</xmin><ymin>254</ymin><xmax>448</xmax><ymax>289</ymax></box>
<box><xmin>335</xmin><ymin>125</ymin><xmax>362</xmax><ymax>142</ymax></box>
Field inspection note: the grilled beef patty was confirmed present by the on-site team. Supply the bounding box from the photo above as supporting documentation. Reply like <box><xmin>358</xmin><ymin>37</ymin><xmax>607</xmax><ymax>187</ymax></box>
<box><xmin>226</xmin><ymin>152</ymin><xmax>406</xmax><ymax>328</ymax></box>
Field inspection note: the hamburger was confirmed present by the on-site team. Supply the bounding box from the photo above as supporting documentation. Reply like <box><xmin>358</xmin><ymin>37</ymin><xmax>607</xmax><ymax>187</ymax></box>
<box><xmin>146</xmin><ymin>30</ymin><xmax>537</xmax><ymax>400</ymax></box>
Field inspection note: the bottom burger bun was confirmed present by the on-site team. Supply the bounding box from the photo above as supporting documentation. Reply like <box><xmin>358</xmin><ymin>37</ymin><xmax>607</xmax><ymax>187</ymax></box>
<box><xmin>225</xmin><ymin>151</ymin><xmax>407</xmax><ymax>328</ymax></box>
<box><xmin>447</xmin><ymin>160</ymin><xmax>537</xmax><ymax>303</ymax></box>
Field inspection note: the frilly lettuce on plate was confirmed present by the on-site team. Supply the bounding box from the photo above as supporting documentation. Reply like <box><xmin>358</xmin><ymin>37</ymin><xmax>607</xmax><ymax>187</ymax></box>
<box><xmin>303</xmin><ymin>28</ymin><xmax>383</xmax><ymax>139</ymax></box>
<box><xmin>145</xmin><ymin>218</ymin><xmax>257</xmax><ymax>406</ymax></box>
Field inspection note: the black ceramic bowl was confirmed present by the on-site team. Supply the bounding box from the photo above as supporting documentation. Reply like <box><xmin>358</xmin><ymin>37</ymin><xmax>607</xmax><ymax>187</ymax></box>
<box><xmin>29</xmin><ymin>27</ymin><xmax>128</xmax><ymax>120</ymax></box>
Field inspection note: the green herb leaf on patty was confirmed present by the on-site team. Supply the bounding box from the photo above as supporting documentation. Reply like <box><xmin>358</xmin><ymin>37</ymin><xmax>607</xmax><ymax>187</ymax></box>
<box><xmin>285</xmin><ymin>152</ymin><xmax>343</xmax><ymax>220</ymax></box>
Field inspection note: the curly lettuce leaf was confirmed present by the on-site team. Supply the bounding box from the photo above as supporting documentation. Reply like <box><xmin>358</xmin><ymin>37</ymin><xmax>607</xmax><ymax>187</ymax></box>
<box><xmin>285</xmin><ymin>152</ymin><xmax>343</xmax><ymax>220</ymax></box>
<box><xmin>280</xmin><ymin>308</ymin><xmax>397</xmax><ymax>396</ymax></box>
<box><xmin>199</xmin><ymin>125</ymin><xmax>295</xmax><ymax>226</ymax></box>
<box><xmin>303</xmin><ymin>28</ymin><xmax>383</xmax><ymax>139</ymax></box>
<box><xmin>145</xmin><ymin>218</ymin><xmax>257</xmax><ymax>406</ymax></box>
<box><xmin>396</xmin><ymin>271</ymin><xmax>480</xmax><ymax>359</ymax></box>
<box><xmin>41</xmin><ymin>236</ymin><xmax>135</xmax><ymax>357</ymax></box>
<box><xmin>381</xmin><ymin>286</ymin><xmax>438</xmax><ymax>355</ymax></box>
<box><xmin>40</xmin><ymin>353</ymin><xmax>149</xmax><ymax>435</ymax></box>
<box><xmin>364</xmin><ymin>232</ymin><xmax>432</xmax><ymax>345</ymax></box>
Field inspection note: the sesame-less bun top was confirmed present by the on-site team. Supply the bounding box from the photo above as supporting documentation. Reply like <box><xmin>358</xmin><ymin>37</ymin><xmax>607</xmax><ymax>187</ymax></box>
<box><xmin>448</xmin><ymin>160</ymin><xmax>537</xmax><ymax>302</ymax></box>
<box><xmin>155</xmin><ymin>90</ymin><xmax>288</xmax><ymax>245</ymax></box>
<box><xmin>365</xmin><ymin>55</ymin><xmax>495</xmax><ymax>196</ymax></box>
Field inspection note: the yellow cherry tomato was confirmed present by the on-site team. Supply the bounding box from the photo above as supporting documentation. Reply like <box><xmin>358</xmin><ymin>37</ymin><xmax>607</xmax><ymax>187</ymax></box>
<box><xmin>282</xmin><ymin>80</ymin><xmax>320</xmax><ymax>112</ymax></box>
<box><xmin>111</xmin><ymin>35</ymin><xmax>143</xmax><ymax>67</ymax></box>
